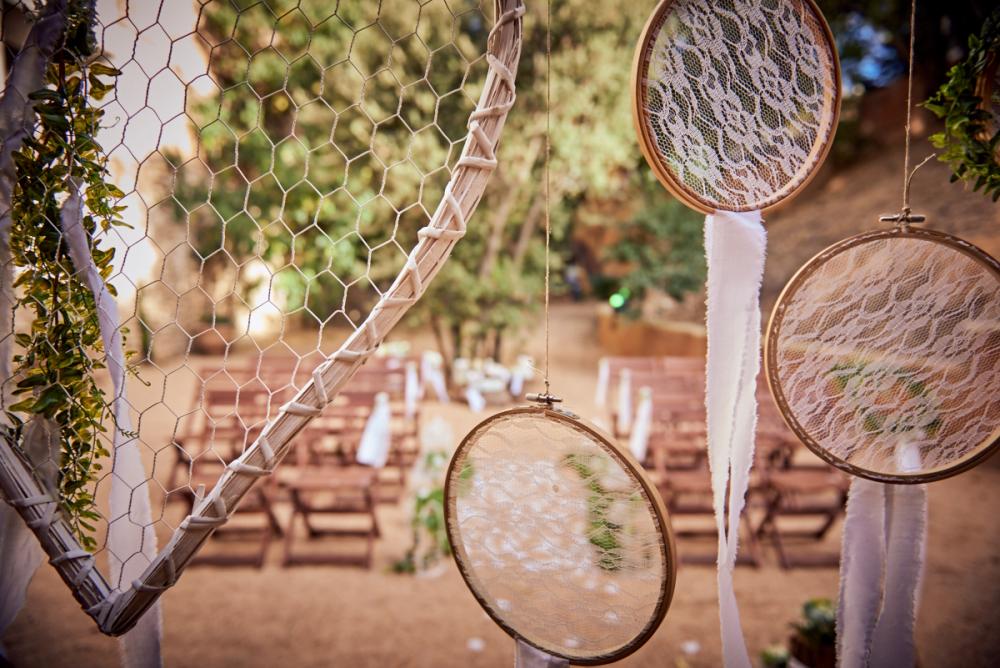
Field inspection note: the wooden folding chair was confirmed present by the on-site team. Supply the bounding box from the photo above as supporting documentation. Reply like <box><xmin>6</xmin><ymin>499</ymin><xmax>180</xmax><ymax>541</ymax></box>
<box><xmin>279</xmin><ymin>464</ymin><xmax>380</xmax><ymax>568</ymax></box>
<box><xmin>756</xmin><ymin>467</ymin><xmax>849</xmax><ymax>569</ymax></box>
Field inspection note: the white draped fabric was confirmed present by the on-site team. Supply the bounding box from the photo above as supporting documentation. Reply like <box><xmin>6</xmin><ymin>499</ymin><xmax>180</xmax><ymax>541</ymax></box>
<box><xmin>704</xmin><ymin>210</ymin><xmax>766</xmax><ymax>668</ymax></box>
<box><xmin>61</xmin><ymin>186</ymin><xmax>162</xmax><ymax>667</ymax></box>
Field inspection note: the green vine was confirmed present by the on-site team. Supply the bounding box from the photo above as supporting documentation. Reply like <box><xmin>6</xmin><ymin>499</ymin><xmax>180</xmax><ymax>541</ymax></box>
<box><xmin>5</xmin><ymin>2</ymin><xmax>129</xmax><ymax>550</ymax></box>
<box><xmin>924</xmin><ymin>10</ymin><xmax>1000</xmax><ymax>202</ymax></box>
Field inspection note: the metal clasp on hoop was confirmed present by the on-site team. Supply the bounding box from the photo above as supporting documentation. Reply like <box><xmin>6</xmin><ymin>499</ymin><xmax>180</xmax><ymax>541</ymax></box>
<box><xmin>879</xmin><ymin>208</ymin><xmax>926</xmax><ymax>230</ymax></box>
<box><xmin>526</xmin><ymin>392</ymin><xmax>562</xmax><ymax>407</ymax></box>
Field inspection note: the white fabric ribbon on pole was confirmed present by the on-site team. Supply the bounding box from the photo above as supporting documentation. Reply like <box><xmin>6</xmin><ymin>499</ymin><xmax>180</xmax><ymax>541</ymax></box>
<box><xmin>838</xmin><ymin>477</ymin><xmax>927</xmax><ymax>668</ymax></box>
<box><xmin>515</xmin><ymin>639</ymin><xmax>568</xmax><ymax>668</ymax></box>
<box><xmin>615</xmin><ymin>368</ymin><xmax>632</xmax><ymax>437</ymax></box>
<box><xmin>628</xmin><ymin>386</ymin><xmax>653</xmax><ymax>463</ymax></box>
<box><xmin>60</xmin><ymin>186</ymin><xmax>162</xmax><ymax>668</ymax></box>
<box><xmin>356</xmin><ymin>392</ymin><xmax>392</xmax><ymax>468</ymax></box>
<box><xmin>704</xmin><ymin>209</ymin><xmax>766</xmax><ymax>668</ymax></box>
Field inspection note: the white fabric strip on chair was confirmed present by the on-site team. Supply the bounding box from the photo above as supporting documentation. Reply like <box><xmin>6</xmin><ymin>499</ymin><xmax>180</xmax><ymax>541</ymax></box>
<box><xmin>704</xmin><ymin>209</ymin><xmax>766</xmax><ymax>668</ymax></box>
<box><xmin>615</xmin><ymin>368</ymin><xmax>632</xmax><ymax>437</ymax></box>
<box><xmin>629</xmin><ymin>386</ymin><xmax>653</xmax><ymax>462</ymax></box>
<box><xmin>356</xmin><ymin>392</ymin><xmax>393</xmax><ymax>469</ymax></box>
<box><xmin>60</xmin><ymin>184</ymin><xmax>162</xmax><ymax>668</ymax></box>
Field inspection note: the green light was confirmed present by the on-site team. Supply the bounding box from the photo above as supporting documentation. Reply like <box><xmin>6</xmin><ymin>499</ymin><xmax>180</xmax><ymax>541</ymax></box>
<box><xmin>609</xmin><ymin>293</ymin><xmax>625</xmax><ymax>309</ymax></box>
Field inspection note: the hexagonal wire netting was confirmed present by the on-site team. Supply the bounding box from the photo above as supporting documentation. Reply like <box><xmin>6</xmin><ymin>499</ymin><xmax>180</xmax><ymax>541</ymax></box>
<box><xmin>0</xmin><ymin>0</ymin><xmax>521</xmax><ymax>630</ymax></box>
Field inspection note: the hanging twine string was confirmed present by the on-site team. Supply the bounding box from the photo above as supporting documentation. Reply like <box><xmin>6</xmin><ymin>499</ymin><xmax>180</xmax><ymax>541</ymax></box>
<box><xmin>543</xmin><ymin>0</ymin><xmax>552</xmax><ymax>397</ymax></box>
<box><xmin>882</xmin><ymin>0</ymin><xmax>934</xmax><ymax>226</ymax></box>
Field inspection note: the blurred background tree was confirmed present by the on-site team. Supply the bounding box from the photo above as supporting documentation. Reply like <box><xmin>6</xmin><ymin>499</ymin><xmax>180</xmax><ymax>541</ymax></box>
<box><xmin>167</xmin><ymin>0</ymin><xmax>995</xmax><ymax>371</ymax></box>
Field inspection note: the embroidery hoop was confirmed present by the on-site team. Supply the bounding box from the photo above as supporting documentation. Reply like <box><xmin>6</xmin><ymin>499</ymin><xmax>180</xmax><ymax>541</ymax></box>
<box><xmin>631</xmin><ymin>0</ymin><xmax>842</xmax><ymax>213</ymax></box>
<box><xmin>765</xmin><ymin>224</ymin><xmax>1000</xmax><ymax>484</ymax></box>
<box><xmin>444</xmin><ymin>404</ymin><xmax>677</xmax><ymax>665</ymax></box>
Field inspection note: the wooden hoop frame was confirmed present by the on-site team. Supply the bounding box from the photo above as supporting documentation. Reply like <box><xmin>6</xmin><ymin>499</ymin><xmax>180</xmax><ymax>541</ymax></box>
<box><xmin>0</xmin><ymin>0</ymin><xmax>525</xmax><ymax>636</ymax></box>
<box><xmin>630</xmin><ymin>0</ymin><xmax>842</xmax><ymax>214</ymax></box>
<box><xmin>764</xmin><ymin>226</ymin><xmax>1000</xmax><ymax>484</ymax></box>
<box><xmin>443</xmin><ymin>406</ymin><xmax>677</xmax><ymax>665</ymax></box>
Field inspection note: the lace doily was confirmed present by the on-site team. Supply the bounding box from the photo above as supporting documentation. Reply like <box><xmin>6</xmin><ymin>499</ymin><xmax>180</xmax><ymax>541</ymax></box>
<box><xmin>633</xmin><ymin>0</ymin><xmax>840</xmax><ymax>212</ymax></box>
<box><xmin>767</xmin><ymin>228</ymin><xmax>1000</xmax><ymax>482</ymax></box>
<box><xmin>445</xmin><ymin>408</ymin><xmax>675</xmax><ymax>663</ymax></box>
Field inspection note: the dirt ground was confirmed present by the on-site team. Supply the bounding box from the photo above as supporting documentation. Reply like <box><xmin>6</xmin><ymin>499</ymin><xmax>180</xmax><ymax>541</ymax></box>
<box><xmin>3</xmin><ymin>297</ymin><xmax>1000</xmax><ymax>668</ymax></box>
<box><xmin>4</xmin><ymin>135</ymin><xmax>1000</xmax><ymax>667</ymax></box>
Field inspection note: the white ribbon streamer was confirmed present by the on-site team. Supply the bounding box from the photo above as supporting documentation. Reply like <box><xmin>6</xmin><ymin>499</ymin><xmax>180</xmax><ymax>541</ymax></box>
<box><xmin>838</xmin><ymin>477</ymin><xmax>927</xmax><ymax>668</ymax></box>
<box><xmin>356</xmin><ymin>392</ymin><xmax>392</xmax><ymax>469</ymax></box>
<box><xmin>704</xmin><ymin>210</ymin><xmax>766</xmax><ymax>668</ymax></box>
<box><xmin>629</xmin><ymin>386</ymin><xmax>653</xmax><ymax>462</ymax></box>
<box><xmin>60</xmin><ymin>186</ymin><xmax>162</xmax><ymax>667</ymax></box>
<box><xmin>514</xmin><ymin>639</ymin><xmax>568</xmax><ymax>668</ymax></box>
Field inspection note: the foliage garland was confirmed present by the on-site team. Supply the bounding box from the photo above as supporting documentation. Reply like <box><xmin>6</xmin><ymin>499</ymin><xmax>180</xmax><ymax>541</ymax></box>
<box><xmin>5</xmin><ymin>1</ymin><xmax>129</xmax><ymax>550</ymax></box>
<box><xmin>924</xmin><ymin>10</ymin><xmax>1000</xmax><ymax>202</ymax></box>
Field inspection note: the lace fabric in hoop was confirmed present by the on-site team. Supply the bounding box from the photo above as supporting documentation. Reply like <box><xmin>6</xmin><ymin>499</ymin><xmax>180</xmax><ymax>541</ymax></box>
<box><xmin>444</xmin><ymin>407</ymin><xmax>675</xmax><ymax>664</ymax></box>
<box><xmin>633</xmin><ymin>0</ymin><xmax>840</xmax><ymax>213</ymax></box>
<box><xmin>766</xmin><ymin>227</ymin><xmax>1000</xmax><ymax>483</ymax></box>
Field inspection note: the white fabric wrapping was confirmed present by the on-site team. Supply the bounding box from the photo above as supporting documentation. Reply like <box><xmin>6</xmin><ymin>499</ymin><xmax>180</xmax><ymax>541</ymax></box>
<box><xmin>404</xmin><ymin>361</ymin><xmax>420</xmax><ymax>421</ymax></box>
<box><xmin>356</xmin><ymin>392</ymin><xmax>392</xmax><ymax>468</ymax></box>
<box><xmin>60</xmin><ymin>187</ymin><xmax>162</xmax><ymax>667</ymax></box>
<box><xmin>615</xmin><ymin>368</ymin><xmax>632</xmax><ymax>436</ymax></box>
<box><xmin>704</xmin><ymin>210</ymin><xmax>766</xmax><ymax>668</ymax></box>
<box><xmin>628</xmin><ymin>386</ymin><xmax>653</xmax><ymax>462</ymax></box>
<box><xmin>514</xmin><ymin>639</ymin><xmax>568</xmax><ymax>668</ymax></box>
<box><xmin>421</xmin><ymin>351</ymin><xmax>450</xmax><ymax>403</ymax></box>
<box><xmin>595</xmin><ymin>358</ymin><xmax>610</xmax><ymax>406</ymax></box>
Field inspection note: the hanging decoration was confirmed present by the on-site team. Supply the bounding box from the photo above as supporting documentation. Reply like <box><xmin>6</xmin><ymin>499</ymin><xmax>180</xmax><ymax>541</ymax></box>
<box><xmin>765</xmin><ymin>1</ymin><xmax>999</xmax><ymax>665</ymax></box>
<box><xmin>0</xmin><ymin>0</ymin><xmax>526</xmax><ymax>637</ymax></box>
<box><xmin>631</xmin><ymin>1</ymin><xmax>841</xmax><ymax>665</ymax></box>
<box><xmin>444</xmin><ymin>2</ymin><xmax>677</xmax><ymax>665</ymax></box>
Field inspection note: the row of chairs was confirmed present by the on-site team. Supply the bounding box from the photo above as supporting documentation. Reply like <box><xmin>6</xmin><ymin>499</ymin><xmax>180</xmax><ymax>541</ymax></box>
<box><xmin>165</xmin><ymin>355</ymin><xmax>421</xmax><ymax>568</ymax></box>
<box><xmin>599</xmin><ymin>356</ymin><xmax>849</xmax><ymax>568</ymax></box>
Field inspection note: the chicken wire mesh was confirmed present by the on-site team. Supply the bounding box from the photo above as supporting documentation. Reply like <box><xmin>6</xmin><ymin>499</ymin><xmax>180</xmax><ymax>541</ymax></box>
<box><xmin>0</xmin><ymin>0</ymin><xmax>523</xmax><ymax>631</ymax></box>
